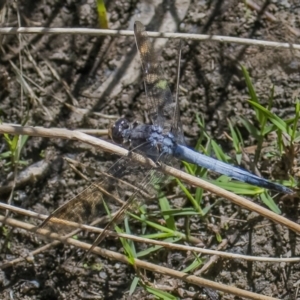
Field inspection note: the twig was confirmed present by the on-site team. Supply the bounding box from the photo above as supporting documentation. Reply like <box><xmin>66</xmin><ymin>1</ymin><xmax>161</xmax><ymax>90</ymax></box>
<box><xmin>0</xmin><ymin>27</ymin><xmax>299</xmax><ymax>49</ymax></box>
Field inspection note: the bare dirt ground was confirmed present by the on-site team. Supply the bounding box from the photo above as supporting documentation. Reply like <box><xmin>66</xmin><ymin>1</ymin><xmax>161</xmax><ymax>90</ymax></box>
<box><xmin>0</xmin><ymin>0</ymin><xmax>300</xmax><ymax>299</ymax></box>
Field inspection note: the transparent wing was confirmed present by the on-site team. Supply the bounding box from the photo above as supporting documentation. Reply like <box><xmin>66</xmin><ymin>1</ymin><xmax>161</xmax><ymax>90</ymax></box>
<box><xmin>134</xmin><ymin>21</ymin><xmax>184</xmax><ymax>143</ymax></box>
<box><xmin>40</xmin><ymin>158</ymin><xmax>151</xmax><ymax>233</ymax></box>
<box><xmin>172</xmin><ymin>39</ymin><xmax>185</xmax><ymax>145</ymax></box>
<box><xmin>39</xmin><ymin>154</ymin><xmax>165</xmax><ymax>254</ymax></box>
<box><xmin>40</xmin><ymin>182</ymin><xmax>109</xmax><ymax>234</ymax></box>
<box><xmin>85</xmin><ymin>168</ymin><xmax>158</xmax><ymax>257</ymax></box>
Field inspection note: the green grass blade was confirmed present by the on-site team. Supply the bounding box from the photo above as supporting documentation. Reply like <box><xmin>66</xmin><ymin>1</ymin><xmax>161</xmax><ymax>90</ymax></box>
<box><xmin>117</xmin><ymin>229</ymin><xmax>136</xmax><ymax>264</ymax></box>
<box><xmin>291</xmin><ymin>99</ymin><xmax>300</xmax><ymax>142</ymax></box>
<box><xmin>0</xmin><ymin>151</ymin><xmax>12</xmax><ymax>159</ymax></box>
<box><xmin>159</xmin><ymin>195</ymin><xmax>176</xmax><ymax>230</ymax></box>
<box><xmin>211</xmin><ymin>140</ymin><xmax>228</xmax><ymax>162</ymax></box>
<box><xmin>124</xmin><ymin>216</ymin><xmax>137</xmax><ymax>254</ymax></box>
<box><xmin>228</xmin><ymin>119</ymin><xmax>243</xmax><ymax>164</ymax></box>
<box><xmin>129</xmin><ymin>276</ymin><xmax>140</xmax><ymax>296</ymax></box>
<box><xmin>175</xmin><ymin>178</ymin><xmax>203</xmax><ymax>214</ymax></box>
<box><xmin>195</xmin><ymin>187</ymin><xmax>203</xmax><ymax>206</ymax></box>
<box><xmin>19</xmin><ymin>134</ymin><xmax>29</xmax><ymax>149</ymax></box>
<box><xmin>249</xmin><ymin>101</ymin><xmax>292</xmax><ymax>135</ymax></box>
<box><xmin>142</xmin><ymin>232</ymin><xmax>177</xmax><ymax>239</ymax></box>
<box><xmin>228</xmin><ymin>119</ymin><xmax>241</xmax><ymax>153</ymax></box>
<box><xmin>102</xmin><ymin>200</ymin><xmax>136</xmax><ymax>263</ymax></box>
<box><xmin>159</xmin><ymin>208</ymin><xmax>203</xmax><ymax>217</ymax></box>
<box><xmin>128</xmin><ymin>213</ymin><xmax>186</xmax><ymax>240</ymax></box>
<box><xmin>209</xmin><ymin>179</ymin><xmax>264</xmax><ymax>195</ymax></box>
<box><xmin>137</xmin><ymin>237</ymin><xmax>181</xmax><ymax>258</ymax></box>
<box><xmin>144</xmin><ymin>286</ymin><xmax>178</xmax><ymax>300</ymax></box>
<box><xmin>241</xmin><ymin>65</ymin><xmax>262</xmax><ymax>122</ymax></box>
<box><xmin>3</xmin><ymin>133</ymin><xmax>13</xmax><ymax>147</ymax></box>
<box><xmin>254</xmin><ymin>85</ymin><xmax>273</xmax><ymax>163</ymax></box>
<box><xmin>96</xmin><ymin>0</ymin><xmax>109</xmax><ymax>28</ymax></box>
<box><xmin>259</xmin><ymin>191</ymin><xmax>281</xmax><ymax>214</ymax></box>
<box><xmin>262</xmin><ymin>124</ymin><xmax>277</xmax><ymax>136</ymax></box>
<box><xmin>239</xmin><ymin>117</ymin><xmax>260</xmax><ymax>139</ymax></box>
<box><xmin>181</xmin><ymin>256</ymin><xmax>203</xmax><ymax>273</ymax></box>
<box><xmin>11</xmin><ymin>135</ymin><xmax>19</xmax><ymax>151</ymax></box>
<box><xmin>182</xmin><ymin>161</ymin><xmax>196</xmax><ymax>176</ymax></box>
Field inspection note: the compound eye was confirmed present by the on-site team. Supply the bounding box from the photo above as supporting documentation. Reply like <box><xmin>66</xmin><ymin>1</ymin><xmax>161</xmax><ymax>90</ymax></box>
<box><xmin>120</xmin><ymin>119</ymin><xmax>129</xmax><ymax>129</ymax></box>
<box><xmin>110</xmin><ymin>118</ymin><xmax>129</xmax><ymax>144</ymax></box>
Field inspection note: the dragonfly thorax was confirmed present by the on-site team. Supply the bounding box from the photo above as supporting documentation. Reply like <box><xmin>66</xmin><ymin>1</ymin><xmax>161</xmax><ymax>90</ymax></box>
<box><xmin>111</xmin><ymin>118</ymin><xmax>176</xmax><ymax>158</ymax></box>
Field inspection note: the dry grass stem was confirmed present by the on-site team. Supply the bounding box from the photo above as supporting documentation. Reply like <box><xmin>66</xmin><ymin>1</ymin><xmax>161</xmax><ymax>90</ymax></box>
<box><xmin>0</xmin><ymin>27</ymin><xmax>299</xmax><ymax>49</ymax></box>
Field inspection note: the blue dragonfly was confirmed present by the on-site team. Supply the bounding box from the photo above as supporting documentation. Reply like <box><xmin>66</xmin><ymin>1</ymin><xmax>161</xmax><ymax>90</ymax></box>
<box><xmin>41</xmin><ymin>21</ymin><xmax>292</xmax><ymax>251</ymax></box>
<box><xmin>111</xmin><ymin>21</ymin><xmax>292</xmax><ymax>194</ymax></box>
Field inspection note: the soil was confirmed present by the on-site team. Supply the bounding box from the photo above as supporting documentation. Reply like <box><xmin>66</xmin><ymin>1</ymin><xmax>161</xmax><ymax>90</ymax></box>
<box><xmin>0</xmin><ymin>0</ymin><xmax>300</xmax><ymax>299</ymax></box>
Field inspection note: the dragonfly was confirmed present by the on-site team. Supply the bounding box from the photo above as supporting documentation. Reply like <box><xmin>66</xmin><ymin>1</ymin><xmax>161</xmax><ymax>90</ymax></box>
<box><xmin>41</xmin><ymin>21</ymin><xmax>292</xmax><ymax>254</ymax></box>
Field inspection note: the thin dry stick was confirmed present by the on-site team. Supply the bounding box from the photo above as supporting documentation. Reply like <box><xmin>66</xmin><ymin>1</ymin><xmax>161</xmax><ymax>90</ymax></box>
<box><xmin>0</xmin><ymin>123</ymin><xmax>298</xmax><ymax>234</ymax></box>
<box><xmin>77</xmin><ymin>128</ymin><xmax>108</xmax><ymax>136</ymax></box>
<box><xmin>0</xmin><ymin>27</ymin><xmax>299</xmax><ymax>49</ymax></box>
<box><xmin>0</xmin><ymin>215</ymin><xmax>280</xmax><ymax>300</ymax></box>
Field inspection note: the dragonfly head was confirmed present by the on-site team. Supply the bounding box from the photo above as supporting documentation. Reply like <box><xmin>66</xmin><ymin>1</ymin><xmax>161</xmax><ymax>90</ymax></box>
<box><xmin>110</xmin><ymin>118</ymin><xmax>131</xmax><ymax>144</ymax></box>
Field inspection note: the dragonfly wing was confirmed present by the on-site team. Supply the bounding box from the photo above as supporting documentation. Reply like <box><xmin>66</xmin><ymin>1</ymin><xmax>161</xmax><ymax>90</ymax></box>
<box><xmin>85</xmin><ymin>167</ymin><xmax>157</xmax><ymax>257</ymax></box>
<box><xmin>134</xmin><ymin>21</ymin><xmax>185</xmax><ymax>143</ymax></box>
<box><xmin>40</xmin><ymin>182</ymin><xmax>107</xmax><ymax>234</ymax></box>
<box><xmin>39</xmin><ymin>159</ymin><xmax>130</xmax><ymax>235</ymax></box>
<box><xmin>40</xmin><ymin>156</ymin><xmax>160</xmax><ymax>242</ymax></box>
<box><xmin>172</xmin><ymin>40</ymin><xmax>185</xmax><ymax>145</ymax></box>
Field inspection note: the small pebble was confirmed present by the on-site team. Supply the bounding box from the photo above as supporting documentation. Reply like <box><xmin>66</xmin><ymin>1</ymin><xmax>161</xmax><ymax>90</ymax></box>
<box><xmin>99</xmin><ymin>271</ymin><xmax>107</xmax><ymax>279</ymax></box>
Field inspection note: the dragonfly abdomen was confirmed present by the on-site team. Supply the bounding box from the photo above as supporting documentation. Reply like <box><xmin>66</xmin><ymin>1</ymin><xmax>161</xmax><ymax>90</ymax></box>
<box><xmin>174</xmin><ymin>144</ymin><xmax>293</xmax><ymax>194</ymax></box>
